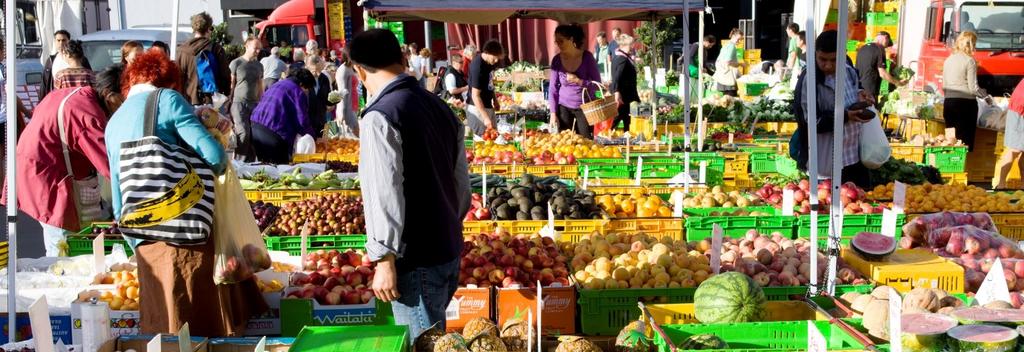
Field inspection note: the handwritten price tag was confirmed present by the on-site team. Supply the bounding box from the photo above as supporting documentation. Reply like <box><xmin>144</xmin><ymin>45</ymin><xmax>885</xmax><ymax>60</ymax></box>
<box><xmin>782</xmin><ymin>189</ymin><xmax>794</xmax><ymax>216</ymax></box>
<box><xmin>893</xmin><ymin>181</ymin><xmax>906</xmax><ymax>214</ymax></box>
<box><xmin>976</xmin><ymin>257</ymin><xmax>1012</xmax><ymax>305</ymax></box>
<box><xmin>711</xmin><ymin>224</ymin><xmax>724</xmax><ymax>274</ymax></box>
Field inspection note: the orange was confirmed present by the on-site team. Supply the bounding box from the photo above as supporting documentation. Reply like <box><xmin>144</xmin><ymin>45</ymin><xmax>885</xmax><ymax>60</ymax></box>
<box><xmin>621</xmin><ymin>201</ymin><xmax>636</xmax><ymax>215</ymax></box>
<box><xmin>657</xmin><ymin>206</ymin><xmax>672</xmax><ymax>217</ymax></box>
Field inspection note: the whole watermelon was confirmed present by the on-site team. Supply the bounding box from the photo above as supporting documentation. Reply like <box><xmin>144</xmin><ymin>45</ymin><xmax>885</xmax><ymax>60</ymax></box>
<box><xmin>679</xmin><ymin>334</ymin><xmax>729</xmax><ymax>350</ymax></box>
<box><xmin>693</xmin><ymin>272</ymin><xmax>767</xmax><ymax>324</ymax></box>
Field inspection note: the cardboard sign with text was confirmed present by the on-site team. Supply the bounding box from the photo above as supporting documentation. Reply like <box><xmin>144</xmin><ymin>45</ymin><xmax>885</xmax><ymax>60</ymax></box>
<box><xmin>445</xmin><ymin>287</ymin><xmax>493</xmax><ymax>332</ymax></box>
<box><xmin>496</xmin><ymin>286</ymin><xmax>576</xmax><ymax>335</ymax></box>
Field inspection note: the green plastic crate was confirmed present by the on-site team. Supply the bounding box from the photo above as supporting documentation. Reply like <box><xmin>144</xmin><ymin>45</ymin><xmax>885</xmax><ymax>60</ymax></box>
<box><xmin>290</xmin><ymin>325</ymin><xmax>408</xmax><ymax>352</ymax></box>
<box><xmin>741</xmin><ymin>82</ymin><xmax>770</xmax><ymax>97</ymax></box>
<box><xmin>866</xmin><ymin>12</ymin><xmax>899</xmax><ymax>26</ymax></box>
<box><xmin>684</xmin><ymin>206</ymin><xmax>797</xmax><ymax>241</ymax></box>
<box><xmin>683</xmin><ymin>152</ymin><xmax>727</xmax><ymax>174</ymax></box>
<box><xmin>654</xmin><ymin>320</ymin><xmax>866</xmax><ymax>352</ymax></box>
<box><xmin>264</xmin><ymin>235</ymin><xmax>366</xmax><ymax>255</ymax></box>
<box><xmin>796</xmin><ymin>213</ymin><xmax>905</xmax><ymax>246</ymax></box>
<box><xmin>280</xmin><ymin>298</ymin><xmax>393</xmax><ymax>337</ymax></box>
<box><xmin>68</xmin><ymin>224</ymin><xmax>133</xmax><ymax>257</ymax></box>
<box><xmin>750</xmin><ymin>153</ymin><xmax>781</xmax><ymax>174</ymax></box>
<box><xmin>923</xmin><ymin>146</ymin><xmax>967</xmax><ymax>173</ymax></box>
<box><xmin>577</xmin><ymin>286</ymin><xmax>809</xmax><ymax>336</ymax></box>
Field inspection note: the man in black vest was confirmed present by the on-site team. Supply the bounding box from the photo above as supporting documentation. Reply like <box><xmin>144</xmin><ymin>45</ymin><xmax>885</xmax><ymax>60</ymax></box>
<box><xmin>350</xmin><ymin>29</ymin><xmax>471</xmax><ymax>338</ymax></box>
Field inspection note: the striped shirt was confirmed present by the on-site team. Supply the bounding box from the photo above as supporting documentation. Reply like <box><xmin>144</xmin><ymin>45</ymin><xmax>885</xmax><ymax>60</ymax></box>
<box><xmin>54</xmin><ymin>68</ymin><xmax>95</xmax><ymax>90</ymax></box>
<box><xmin>800</xmin><ymin>64</ymin><xmax>862</xmax><ymax>177</ymax></box>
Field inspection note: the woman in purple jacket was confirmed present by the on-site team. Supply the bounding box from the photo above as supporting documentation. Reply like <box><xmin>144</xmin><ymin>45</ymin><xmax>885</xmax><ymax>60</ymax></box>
<box><xmin>548</xmin><ymin>24</ymin><xmax>601</xmax><ymax>139</ymax></box>
<box><xmin>250</xmin><ymin>66</ymin><xmax>317</xmax><ymax>163</ymax></box>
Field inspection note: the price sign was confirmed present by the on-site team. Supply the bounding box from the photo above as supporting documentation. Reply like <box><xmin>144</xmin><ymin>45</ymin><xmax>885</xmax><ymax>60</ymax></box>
<box><xmin>147</xmin><ymin>334</ymin><xmax>162</xmax><ymax>352</ymax></box>
<box><xmin>976</xmin><ymin>257</ymin><xmax>1012</xmax><ymax>305</ymax></box>
<box><xmin>889</xmin><ymin>287</ymin><xmax>903</xmax><ymax>352</ymax></box>
<box><xmin>699</xmin><ymin>161</ymin><xmax>707</xmax><ymax>184</ymax></box>
<box><xmin>672</xmin><ymin>191</ymin><xmax>685</xmax><ymax>217</ymax></box>
<box><xmin>93</xmin><ymin>233</ymin><xmax>105</xmax><ymax>275</ymax></box>
<box><xmin>893</xmin><ymin>181</ymin><xmax>906</xmax><ymax>214</ymax></box>
<box><xmin>667</xmin><ymin>132</ymin><xmax>674</xmax><ymax>155</ymax></box>
<box><xmin>945</xmin><ymin>127</ymin><xmax>957</xmax><ymax>141</ymax></box>
<box><xmin>482</xmin><ymin>163</ymin><xmax>488</xmax><ymax>205</ymax></box>
<box><xmin>540</xmin><ymin>202</ymin><xmax>558</xmax><ymax>240</ymax></box>
<box><xmin>711</xmin><ymin>224</ymin><xmax>724</xmax><ymax>274</ymax></box>
<box><xmin>178</xmin><ymin>323</ymin><xmax>191</xmax><ymax>352</ymax></box>
<box><xmin>782</xmin><ymin>189</ymin><xmax>795</xmax><ymax>216</ymax></box>
<box><xmin>29</xmin><ymin>297</ymin><xmax>54</xmax><ymax>352</ymax></box>
<box><xmin>582</xmin><ymin>166</ymin><xmax>589</xmax><ymax>190</ymax></box>
<box><xmin>634</xmin><ymin>157</ymin><xmax>644</xmax><ymax>186</ymax></box>
<box><xmin>881</xmin><ymin>208</ymin><xmax>898</xmax><ymax>238</ymax></box>
<box><xmin>255</xmin><ymin>337</ymin><xmax>267</xmax><ymax>352</ymax></box>
<box><xmin>807</xmin><ymin>321</ymin><xmax>827</xmax><ymax>352</ymax></box>
<box><xmin>728</xmin><ymin>133</ymin><xmax>734</xmax><ymax>145</ymax></box>
<box><xmin>300</xmin><ymin>224</ymin><xmax>311</xmax><ymax>261</ymax></box>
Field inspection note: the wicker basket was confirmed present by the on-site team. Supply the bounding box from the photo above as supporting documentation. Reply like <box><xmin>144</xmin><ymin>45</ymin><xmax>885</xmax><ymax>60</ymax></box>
<box><xmin>581</xmin><ymin>84</ymin><xmax>618</xmax><ymax>126</ymax></box>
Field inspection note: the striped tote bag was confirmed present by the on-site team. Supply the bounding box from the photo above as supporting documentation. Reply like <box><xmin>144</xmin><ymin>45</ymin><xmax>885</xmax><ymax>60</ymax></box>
<box><xmin>116</xmin><ymin>89</ymin><xmax>215</xmax><ymax>244</ymax></box>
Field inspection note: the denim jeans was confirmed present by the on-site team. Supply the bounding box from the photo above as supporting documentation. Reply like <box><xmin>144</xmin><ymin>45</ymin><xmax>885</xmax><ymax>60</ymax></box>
<box><xmin>391</xmin><ymin>257</ymin><xmax>460</xmax><ymax>339</ymax></box>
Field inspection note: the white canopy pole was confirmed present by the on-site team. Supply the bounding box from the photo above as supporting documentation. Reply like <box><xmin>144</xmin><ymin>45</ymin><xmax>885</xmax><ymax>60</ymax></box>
<box><xmin>649</xmin><ymin>15</ymin><xmax>658</xmax><ymax>138</ymax></box>
<box><xmin>170</xmin><ymin>0</ymin><xmax>181</xmax><ymax>58</ymax></box>
<box><xmin>681</xmin><ymin>1</ymin><xmax>691</xmax><ymax>149</ymax></box>
<box><xmin>6</xmin><ymin>0</ymin><xmax>19</xmax><ymax>341</ymax></box>
<box><xmin>696</xmin><ymin>11</ymin><xmax>704</xmax><ymax>150</ymax></box>
<box><xmin>826</xmin><ymin>0</ymin><xmax>849</xmax><ymax>297</ymax></box>
<box><xmin>805</xmin><ymin>0</ymin><xmax>820</xmax><ymax>296</ymax></box>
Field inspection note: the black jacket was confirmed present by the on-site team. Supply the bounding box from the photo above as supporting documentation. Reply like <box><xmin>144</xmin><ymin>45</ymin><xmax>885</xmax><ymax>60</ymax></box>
<box><xmin>307</xmin><ymin>72</ymin><xmax>332</xmax><ymax>137</ymax></box>
<box><xmin>610</xmin><ymin>52</ymin><xmax>640</xmax><ymax>103</ymax></box>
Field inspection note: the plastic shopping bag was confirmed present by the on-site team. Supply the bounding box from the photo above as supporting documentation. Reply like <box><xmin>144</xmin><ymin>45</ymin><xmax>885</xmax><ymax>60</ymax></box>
<box><xmin>295</xmin><ymin>134</ymin><xmax>316</xmax><ymax>154</ymax></box>
<box><xmin>859</xmin><ymin>108</ymin><xmax>891</xmax><ymax>169</ymax></box>
<box><xmin>213</xmin><ymin>165</ymin><xmax>272</xmax><ymax>284</ymax></box>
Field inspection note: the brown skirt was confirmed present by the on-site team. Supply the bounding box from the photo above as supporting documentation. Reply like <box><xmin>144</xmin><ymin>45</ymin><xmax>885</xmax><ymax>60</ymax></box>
<box><xmin>136</xmin><ymin>239</ymin><xmax>268</xmax><ymax>337</ymax></box>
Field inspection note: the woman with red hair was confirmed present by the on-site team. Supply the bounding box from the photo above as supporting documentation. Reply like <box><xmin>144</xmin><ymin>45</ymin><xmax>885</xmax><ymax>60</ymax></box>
<box><xmin>104</xmin><ymin>49</ymin><xmax>267</xmax><ymax>336</ymax></box>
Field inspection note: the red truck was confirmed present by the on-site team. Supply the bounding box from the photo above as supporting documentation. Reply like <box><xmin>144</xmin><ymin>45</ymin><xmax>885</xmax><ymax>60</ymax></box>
<box><xmin>900</xmin><ymin>0</ymin><xmax>1024</xmax><ymax>96</ymax></box>
<box><xmin>254</xmin><ymin>0</ymin><xmax>347</xmax><ymax>54</ymax></box>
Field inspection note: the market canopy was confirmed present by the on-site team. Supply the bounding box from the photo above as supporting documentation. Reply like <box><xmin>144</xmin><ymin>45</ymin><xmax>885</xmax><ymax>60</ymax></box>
<box><xmin>358</xmin><ymin>0</ymin><xmax>703</xmax><ymax>25</ymax></box>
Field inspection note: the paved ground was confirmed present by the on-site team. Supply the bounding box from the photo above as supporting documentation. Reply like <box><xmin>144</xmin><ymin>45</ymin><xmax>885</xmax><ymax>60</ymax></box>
<box><xmin>0</xmin><ymin>206</ymin><xmax>47</xmax><ymax>259</ymax></box>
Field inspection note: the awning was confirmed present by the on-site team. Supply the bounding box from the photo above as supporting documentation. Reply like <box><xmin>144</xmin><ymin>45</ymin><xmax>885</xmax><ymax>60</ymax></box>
<box><xmin>358</xmin><ymin>0</ymin><xmax>704</xmax><ymax>25</ymax></box>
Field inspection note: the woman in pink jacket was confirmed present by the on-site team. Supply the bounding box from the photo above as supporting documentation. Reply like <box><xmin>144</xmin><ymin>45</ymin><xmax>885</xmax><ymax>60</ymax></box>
<box><xmin>1</xmin><ymin>65</ymin><xmax>124</xmax><ymax>256</ymax></box>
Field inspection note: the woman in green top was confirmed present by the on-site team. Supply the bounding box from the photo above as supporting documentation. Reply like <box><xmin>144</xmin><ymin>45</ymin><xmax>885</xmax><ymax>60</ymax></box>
<box><xmin>713</xmin><ymin>28</ymin><xmax>744</xmax><ymax>97</ymax></box>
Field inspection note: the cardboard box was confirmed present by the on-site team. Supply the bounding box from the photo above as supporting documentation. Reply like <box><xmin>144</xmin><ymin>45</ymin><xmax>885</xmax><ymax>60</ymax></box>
<box><xmin>207</xmin><ymin>337</ymin><xmax>293</xmax><ymax>352</ymax></box>
<box><xmin>279</xmin><ymin>287</ymin><xmax>381</xmax><ymax>337</ymax></box>
<box><xmin>117</xmin><ymin>335</ymin><xmax>208</xmax><ymax>352</ymax></box>
<box><xmin>70</xmin><ymin>303</ymin><xmax>140</xmax><ymax>345</ymax></box>
<box><xmin>444</xmin><ymin>287</ymin><xmax>492</xmax><ymax>332</ymax></box>
<box><xmin>245</xmin><ymin>292</ymin><xmax>282</xmax><ymax>336</ymax></box>
<box><xmin>496</xmin><ymin>285</ymin><xmax>576</xmax><ymax>335</ymax></box>
<box><xmin>0</xmin><ymin>312</ymin><xmax>72</xmax><ymax>345</ymax></box>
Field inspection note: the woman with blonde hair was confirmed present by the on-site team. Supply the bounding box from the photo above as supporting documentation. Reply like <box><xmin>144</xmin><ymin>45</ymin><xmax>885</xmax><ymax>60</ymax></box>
<box><xmin>942</xmin><ymin>31</ymin><xmax>987</xmax><ymax>151</ymax></box>
<box><xmin>418</xmin><ymin>48</ymin><xmax>433</xmax><ymax>88</ymax></box>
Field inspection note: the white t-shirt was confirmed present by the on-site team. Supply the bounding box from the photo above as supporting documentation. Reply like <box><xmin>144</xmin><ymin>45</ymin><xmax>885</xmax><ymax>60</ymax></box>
<box><xmin>51</xmin><ymin>55</ymin><xmax>70</xmax><ymax>79</ymax></box>
<box><xmin>410</xmin><ymin>56</ymin><xmax>428</xmax><ymax>80</ymax></box>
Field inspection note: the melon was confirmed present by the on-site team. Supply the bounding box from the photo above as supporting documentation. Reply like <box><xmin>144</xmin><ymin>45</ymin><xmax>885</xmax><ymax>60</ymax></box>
<box><xmin>984</xmin><ymin>301</ymin><xmax>1015</xmax><ymax>310</ymax></box>
<box><xmin>851</xmin><ymin>294</ymin><xmax>875</xmax><ymax>314</ymax></box>
<box><xmin>851</xmin><ymin>232</ymin><xmax>897</xmax><ymax>261</ymax></box>
<box><xmin>951</xmin><ymin>307</ymin><xmax>1024</xmax><ymax>326</ymax></box>
<box><xmin>903</xmin><ymin>288</ymin><xmax>941</xmax><ymax>313</ymax></box>
<box><xmin>678</xmin><ymin>334</ymin><xmax>729</xmax><ymax>350</ymax></box>
<box><xmin>863</xmin><ymin>298</ymin><xmax>891</xmax><ymax>340</ymax></box>
<box><xmin>901</xmin><ymin>313</ymin><xmax>958</xmax><ymax>352</ymax></box>
<box><xmin>946</xmin><ymin>324</ymin><xmax>1018</xmax><ymax>352</ymax></box>
<box><xmin>693</xmin><ymin>272</ymin><xmax>767</xmax><ymax>324</ymax></box>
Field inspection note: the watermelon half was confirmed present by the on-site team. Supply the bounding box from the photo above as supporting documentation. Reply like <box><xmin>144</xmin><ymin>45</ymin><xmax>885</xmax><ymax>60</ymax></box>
<box><xmin>945</xmin><ymin>324</ymin><xmax>1018</xmax><ymax>352</ymax></box>
<box><xmin>693</xmin><ymin>272</ymin><xmax>767</xmax><ymax>324</ymax></box>
<box><xmin>851</xmin><ymin>232</ymin><xmax>897</xmax><ymax>261</ymax></box>
<box><xmin>901</xmin><ymin>313</ymin><xmax>958</xmax><ymax>352</ymax></box>
<box><xmin>950</xmin><ymin>307</ymin><xmax>1024</xmax><ymax>326</ymax></box>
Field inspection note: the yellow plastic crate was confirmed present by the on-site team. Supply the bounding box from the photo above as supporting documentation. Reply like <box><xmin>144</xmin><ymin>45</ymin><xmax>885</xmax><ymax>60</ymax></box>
<box><xmin>990</xmin><ymin>213</ymin><xmax>1024</xmax><ymax>241</ymax></box>
<box><xmin>524</xmin><ymin>164</ymin><xmax>579</xmax><ymax>178</ymax></box>
<box><xmin>647</xmin><ymin>184</ymin><xmax>710</xmax><ymax>198</ymax></box>
<box><xmin>723</xmin><ymin>177</ymin><xmax>757</xmax><ymax>190</ymax></box>
<box><xmin>630</xmin><ymin>116</ymin><xmax>654</xmax><ymax>139</ymax></box>
<box><xmin>606</xmin><ymin>218</ymin><xmax>684</xmax><ymax>240</ymax></box>
<box><xmin>941</xmin><ymin>172</ymin><xmax>967</xmax><ymax>185</ymax></box>
<box><xmin>463</xmin><ymin>221</ymin><xmax>495</xmax><ymax>236</ymax></box>
<box><xmin>842</xmin><ymin>248</ymin><xmax>964</xmax><ymax>293</ymax></box>
<box><xmin>777</xmin><ymin>122</ymin><xmax>798</xmax><ymax>135</ymax></box>
<box><xmin>494</xmin><ymin>219</ymin><xmax>607</xmax><ymax>242</ymax></box>
<box><xmin>743</xmin><ymin>49</ymin><xmax>762</xmax><ymax>63</ymax></box>
<box><xmin>292</xmin><ymin>153</ymin><xmax>328</xmax><ymax>163</ymax></box>
<box><xmin>469</xmin><ymin>163</ymin><xmax>526</xmax><ymax>176</ymax></box>
<box><xmin>890</xmin><ymin>143</ymin><xmax>925</xmax><ymax>163</ymax></box>
<box><xmin>585</xmin><ymin>185</ymin><xmax>647</xmax><ymax>196</ymax></box>
<box><xmin>246</xmin><ymin>189</ymin><xmax>362</xmax><ymax>204</ymax></box>
<box><xmin>646</xmin><ymin>301</ymin><xmax>828</xmax><ymax>326</ymax></box>
<box><xmin>724</xmin><ymin>159</ymin><xmax>750</xmax><ymax>179</ymax></box>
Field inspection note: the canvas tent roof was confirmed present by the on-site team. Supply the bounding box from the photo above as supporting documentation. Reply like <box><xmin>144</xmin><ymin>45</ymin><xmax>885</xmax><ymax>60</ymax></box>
<box><xmin>358</xmin><ymin>0</ymin><xmax>704</xmax><ymax>25</ymax></box>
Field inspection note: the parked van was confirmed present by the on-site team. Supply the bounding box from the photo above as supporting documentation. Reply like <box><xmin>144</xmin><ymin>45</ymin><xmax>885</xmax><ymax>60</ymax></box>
<box><xmin>78</xmin><ymin>27</ymin><xmax>192</xmax><ymax>71</ymax></box>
